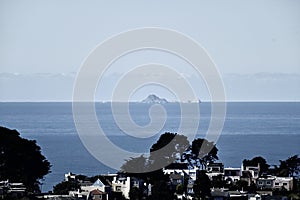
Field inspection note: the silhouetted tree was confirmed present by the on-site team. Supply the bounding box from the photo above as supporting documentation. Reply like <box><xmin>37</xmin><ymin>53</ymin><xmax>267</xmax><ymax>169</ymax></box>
<box><xmin>193</xmin><ymin>170</ymin><xmax>212</xmax><ymax>199</ymax></box>
<box><xmin>229</xmin><ymin>180</ymin><xmax>248</xmax><ymax>191</ymax></box>
<box><xmin>149</xmin><ymin>132</ymin><xmax>189</xmax><ymax>168</ymax></box>
<box><xmin>182</xmin><ymin>138</ymin><xmax>218</xmax><ymax>169</ymax></box>
<box><xmin>121</xmin><ymin>155</ymin><xmax>147</xmax><ymax>174</ymax></box>
<box><xmin>120</xmin><ymin>155</ymin><xmax>169</xmax><ymax>185</ymax></box>
<box><xmin>276</xmin><ymin>155</ymin><xmax>300</xmax><ymax>177</ymax></box>
<box><xmin>53</xmin><ymin>180</ymin><xmax>80</xmax><ymax>195</ymax></box>
<box><xmin>243</xmin><ymin>156</ymin><xmax>270</xmax><ymax>175</ymax></box>
<box><xmin>0</xmin><ymin>126</ymin><xmax>51</xmax><ymax>193</ymax></box>
<box><xmin>129</xmin><ymin>187</ymin><xmax>143</xmax><ymax>200</ymax></box>
<box><xmin>211</xmin><ymin>174</ymin><xmax>226</xmax><ymax>188</ymax></box>
<box><xmin>149</xmin><ymin>180</ymin><xmax>174</xmax><ymax>200</ymax></box>
<box><xmin>111</xmin><ymin>191</ymin><xmax>127</xmax><ymax>200</ymax></box>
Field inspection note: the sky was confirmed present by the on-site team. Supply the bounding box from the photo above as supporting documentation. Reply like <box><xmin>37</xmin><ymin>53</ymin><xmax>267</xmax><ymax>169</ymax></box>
<box><xmin>0</xmin><ymin>0</ymin><xmax>299</xmax><ymax>101</ymax></box>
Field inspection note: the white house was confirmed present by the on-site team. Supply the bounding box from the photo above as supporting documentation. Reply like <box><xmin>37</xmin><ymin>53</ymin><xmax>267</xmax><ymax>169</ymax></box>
<box><xmin>274</xmin><ymin>177</ymin><xmax>293</xmax><ymax>191</ymax></box>
<box><xmin>112</xmin><ymin>176</ymin><xmax>132</xmax><ymax>199</ymax></box>
<box><xmin>163</xmin><ymin>163</ymin><xmax>198</xmax><ymax>181</ymax></box>
<box><xmin>69</xmin><ymin>178</ymin><xmax>110</xmax><ymax>199</ymax></box>
<box><xmin>242</xmin><ymin>164</ymin><xmax>260</xmax><ymax>180</ymax></box>
<box><xmin>206</xmin><ymin>163</ymin><xmax>224</xmax><ymax>180</ymax></box>
<box><xmin>256</xmin><ymin>176</ymin><xmax>276</xmax><ymax>189</ymax></box>
<box><xmin>81</xmin><ymin>178</ymin><xmax>109</xmax><ymax>193</ymax></box>
<box><xmin>224</xmin><ymin>167</ymin><xmax>241</xmax><ymax>183</ymax></box>
<box><xmin>65</xmin><ymin>172</ymin><xmax>77</xmax><ymax>181</ymax></box>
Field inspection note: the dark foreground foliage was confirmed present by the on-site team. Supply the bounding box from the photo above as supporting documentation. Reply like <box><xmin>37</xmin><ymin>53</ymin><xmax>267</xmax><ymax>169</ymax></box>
<box><xmin>0</xmin><ymin>126</ymin><xmax>51</xmax><ymax>193</ymax></box>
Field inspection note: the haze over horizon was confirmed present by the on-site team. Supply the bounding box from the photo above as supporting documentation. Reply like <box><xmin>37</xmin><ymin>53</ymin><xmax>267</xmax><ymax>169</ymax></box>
<box><xmin>1</xmin><ymin>0</ymin><xmax>299</xmax><ymax>102</ymax></box>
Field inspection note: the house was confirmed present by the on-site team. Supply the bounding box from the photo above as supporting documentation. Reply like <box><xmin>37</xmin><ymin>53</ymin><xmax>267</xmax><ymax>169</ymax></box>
<box><xmin>0</xmin><ymin>181</ymin><xmax>26</xmax><ymax>199</ymax></box>
<box><xmin>224</xmin><ymin>168</ymin><xmax>241</xmax><ymax>184</ymax></box>
<box><xmin>242</xmin><ymin>164</ymin><xmax>260</xmax><ymax>180</ymax></box>
<box><xmin>207</xmin><ymin>163</ymin><xmax>224</xmax><ymax>173</ymax></box>
<box><xmin>256</xmin><ymin>176</ymin><xmax>276</xmax><ymax>189</ymax></box>
<box><xmin>256</xmin><ymin>176</ymin><xmax>294</xmax><ymax>191</ymax></box>
<box><xmin>112</xmin><ymin>175</ymin><xmax>145</xmax><ymax>199</ymax></box>
<box><xmin>206</xmin><ymin>163</ymin><xmax>224</xmax><ymax>180</ymax></box>
<box><xmin>65</xmin><ymin>172</ymin><xmax>77</xmax><ymax>181</ymax></box>
<box><xmin>240</xmin><ymin>170</ymin><xmax>253</xmax><ymax>186</ymax></box>
<box><xmin>69</xmin><ymin>178</ymin><xmax>111</xmax><ymax>199</ymax></box>
<box><xmin>163</xmin><ymin>163</ymin><xmax>198</xmax><ymax>181</ymax></box>
<box><xmin>112</xmin><ymin>176</ymin><xmax>130</xmax><ymax>198</ymax></box>
<box><xmin>0</xmin><ymin>180</ymin><xmax>8</xmax><ymax>198</ymax></box>
<box><xmin>81</xmin><ymin>178</ymin><xmax>110</xmax><ymax>194</ymax></box>
<box><xmin>87</xmin><ymin>189</ymin><xmax>107</xmax><ymax>200</ymax></box>
<box><xmin>274</xmin><ymin>177</ymin><xmax>293</xmax><ymax>191</ymax></box>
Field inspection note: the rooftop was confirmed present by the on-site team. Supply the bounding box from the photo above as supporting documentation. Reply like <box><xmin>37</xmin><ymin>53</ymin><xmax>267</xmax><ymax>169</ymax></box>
<box><xmin>90</xmin><ymin>189</ymin><xmax>106</xmax><ymax>195</ymax></box>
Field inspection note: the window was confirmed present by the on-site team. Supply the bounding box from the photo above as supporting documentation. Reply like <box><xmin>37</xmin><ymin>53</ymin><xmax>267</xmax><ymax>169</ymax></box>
<box><xmin>116</xmin><ymin>186</ymin><xmax>121</xmax><ymax>191</ymax></box>
<box><xmin>258</xmin><ymin>181</ymin><xmax>263</xmax><ymax>185</ymax></box>
<box><xmin>275</xmin><ymin>183</ymin><xmax>279</xmax><ymax>186</ymax></box>
<box><xmin>266</xmin><ymin>181</ymin><xmax>271</xmax><ymax>185</ymax></box>
<box><xmin>133</xmin><ymin>181</ymin><xmax>139</xmax><ymax>187</ymax></box>
<box><xmin>212</xmin><ymin>167</ymin><xmax>219</xmax><ymax>171</ymax></box>
<box><xmin>283</xmin><ymin>183</ymin><xmax>287</xmax><ymax>186</ymax></box>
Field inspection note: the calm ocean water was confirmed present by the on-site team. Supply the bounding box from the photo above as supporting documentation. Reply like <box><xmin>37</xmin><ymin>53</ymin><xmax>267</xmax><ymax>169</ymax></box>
<box><xmin>0</xmin><ymin>102</ymin><xmax>299</xmax><ymax>192</ymax></box>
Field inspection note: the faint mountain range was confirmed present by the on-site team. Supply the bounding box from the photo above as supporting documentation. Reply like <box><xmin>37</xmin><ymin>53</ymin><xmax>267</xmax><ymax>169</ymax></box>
<box><xmin>141</xmin><ymin>94</ymin><xmax>168</xmax><ymax>104</ymax></box>
<box><xmin>1</xmin><ymin>72</ymin><xmax>300</xmax><ymax>101</ymax></box>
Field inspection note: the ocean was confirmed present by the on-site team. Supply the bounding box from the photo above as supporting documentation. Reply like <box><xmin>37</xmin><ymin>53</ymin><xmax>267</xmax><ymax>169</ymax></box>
<box><xmin>0</xmin><ymin>102</ymin><xmax>299</xmax><ymax>192</ymax></box>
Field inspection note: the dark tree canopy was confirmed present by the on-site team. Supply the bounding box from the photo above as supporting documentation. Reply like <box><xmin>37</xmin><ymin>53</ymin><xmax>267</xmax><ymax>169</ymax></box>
<box><xmin>120</xmin><ymin>155</ymin><xmax>168</xmax><ymax>184</ymax></box>
<box><xmin>193</xmin><ymin>170</ymin><xmax>212</xmax><ymax>199</ymax></box>
<box><xmin>121</xmin><ymin>155</ymin><xmax>147</xmax><ymax>174</ymax></box>
<box><xmin>277</xmin><ymin>155</ymin><xmax>300</xmax><ymax>177</ymax></box>
<box><xmin>129</xmin><ymin>186</ymin><xmax>143</xmax><ymax>200</ymax></box>
<box><xmin>182</xmin><ymin>138</ymin><xmax>218</xmax><ymax>169</ymax></box>
<box><xmin>0</xmin><ymin>126</ymin><xmax>51</xmax><ymax>192</ymax></box>
<box><xmin>148</xmin><ymin>180</ymin><xmax>175</xmax><ymax>200</ymax></box>
<box><xmin>149</xmin><ymin>132</ymin><xmax>189</xmax><ymax>167</ymax></box>
<box><xmin>243</xmin><ymin>156</ymin><xmax>270</xmax><ymax>175</ymax></box>
<box><xmin>121</xmin><ymin>132</ymin><xmax>219</xmax><ymax>175</ymax></box>
<box><xmin>53</xmin><ymin>180</ymin><xmax>80</xmax><ymax>195</ymax></box>
<box><xmin>120</xmin><ymin>132</ymin><xmax>220</xmax><ymax>199</ymax></box>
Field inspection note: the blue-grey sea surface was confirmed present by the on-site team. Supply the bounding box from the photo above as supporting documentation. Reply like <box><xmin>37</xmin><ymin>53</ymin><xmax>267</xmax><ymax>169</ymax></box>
<box><xmin>0</xmin><ymin>102</ymin><xmax>299</xmax><ymax>192</ymax></box>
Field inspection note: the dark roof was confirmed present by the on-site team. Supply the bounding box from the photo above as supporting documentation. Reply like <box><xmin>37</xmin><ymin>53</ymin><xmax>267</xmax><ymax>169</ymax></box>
<box><xmin>165</xmin><ymin>163</ymin><xmax>188</xmax><ymax>170</ymax></box>
<box><xmin>169</xmin><ymin>174</ymin><xmax>182</xmax><ymax>180</ymax></box>
<box><xmin>90</xmin><ymin>189</ymin><xmax>106</xmax><ymax>195</ymax></box>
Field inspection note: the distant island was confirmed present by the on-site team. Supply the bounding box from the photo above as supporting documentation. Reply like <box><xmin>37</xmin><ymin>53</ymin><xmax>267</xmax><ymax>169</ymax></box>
<box><xmin>141</xmin><ymin>94</ymin><xmax>168</xmax><ymax>104</ymax></box>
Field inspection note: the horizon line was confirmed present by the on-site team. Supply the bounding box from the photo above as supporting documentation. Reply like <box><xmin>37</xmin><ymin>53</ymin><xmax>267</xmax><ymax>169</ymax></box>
<box><xmin>1</xmin><ymin>100</ymin><xmax>300</xmax><ymax>103</ymax></box>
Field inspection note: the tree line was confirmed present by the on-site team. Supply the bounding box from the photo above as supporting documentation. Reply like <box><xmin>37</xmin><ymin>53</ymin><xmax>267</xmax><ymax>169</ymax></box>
<box><xmin>120</xmin><ymin>132</ymin><xmax>300</xmax><ymax>199</ymax></box>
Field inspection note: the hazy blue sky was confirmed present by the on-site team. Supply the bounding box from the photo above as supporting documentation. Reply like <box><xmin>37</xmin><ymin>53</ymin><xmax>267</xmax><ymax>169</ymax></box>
<box><xmin>0</xmin><ymin>0</ymin><xmax>299</xmax><ymax>101</ymax></box>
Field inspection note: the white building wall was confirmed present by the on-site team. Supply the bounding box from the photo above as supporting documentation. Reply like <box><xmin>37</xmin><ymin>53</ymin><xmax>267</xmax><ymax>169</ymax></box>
<box><xmin>112</xmin><ymin>177</ymin><xmax>131</xmax><ymax>199</ymax></box>
<box><xmin>274</xmin><ymin>177</ymin><xmax>293</xmax><ymax>191</ymax></box>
